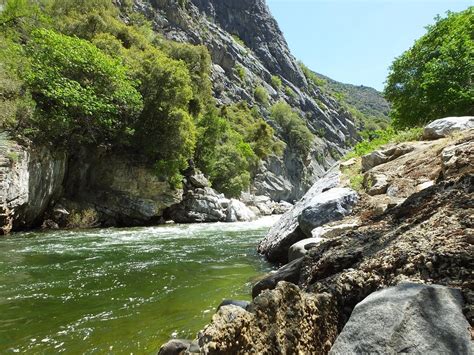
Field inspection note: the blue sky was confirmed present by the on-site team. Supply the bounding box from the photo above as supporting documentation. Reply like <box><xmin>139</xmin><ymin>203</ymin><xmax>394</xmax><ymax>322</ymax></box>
<box><xmin>266</xmin><ymin>0</ymin><xmax>472</xmax><ymax>91</ymax></box>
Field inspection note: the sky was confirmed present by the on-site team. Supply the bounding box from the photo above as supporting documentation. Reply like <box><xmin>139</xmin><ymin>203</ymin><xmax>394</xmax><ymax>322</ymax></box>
<box><xmin>266</xmin><ymin>0</ymin><xmax>472</xmax><ymax>91</ymax></box>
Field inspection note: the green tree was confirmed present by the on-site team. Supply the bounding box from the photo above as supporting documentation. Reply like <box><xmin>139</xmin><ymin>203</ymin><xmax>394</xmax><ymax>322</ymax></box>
<box><xmin>270</xmin><ymin>101</ymin><xmax>314</xmax><ymax>156</ymax></box>
<box><xmin>384</xmin><ymin>8</ymin><xmax>474</xmax><ymax>127</ymax></box>
<box><xmin>24</xmin><ymin>28</ymin><xmax>143</xmax><ymax>145</ymax></box>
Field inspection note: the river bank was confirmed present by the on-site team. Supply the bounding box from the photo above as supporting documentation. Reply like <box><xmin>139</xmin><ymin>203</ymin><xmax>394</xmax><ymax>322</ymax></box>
<box><xmin>163</xmin><ymin>118</ymin><xmax>473</xmax><ymax>354</ymax></box>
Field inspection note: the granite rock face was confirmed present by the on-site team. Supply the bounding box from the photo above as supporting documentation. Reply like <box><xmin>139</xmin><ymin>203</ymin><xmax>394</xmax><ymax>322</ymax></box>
<box><xmin>257</xmin><ymin>167</ymin><xmax>342</xmax><ymax>263</ymax></box>
<box><xmin>64</xmin><ymin>149</ymin><xmax>182</xmax><ymax>227</ymax></box>
<box><xmin>330</xmin><ymin>283</ymin><xmax>473</xmax><ymax>355</ymax></box>
<box><xmin>297</xmin><ymin>187</ymin><xmax>358</xmax><ymax>236</ymax></box>
<box><xmin>423</xmin><ymin>116</ymin><xmax>474</xmax><ymax>139</ymax></box>
<box><xmin>0</xmin><ymin>141</ymin><xmax>66</xmax><ymax>234</ymax></box>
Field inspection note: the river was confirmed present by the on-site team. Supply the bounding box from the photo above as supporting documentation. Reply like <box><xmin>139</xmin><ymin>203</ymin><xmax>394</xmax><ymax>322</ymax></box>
<box><xmin>0</xmin><ymin>216</ymin><xmax>278</xmax><ymax>354</ymax></box>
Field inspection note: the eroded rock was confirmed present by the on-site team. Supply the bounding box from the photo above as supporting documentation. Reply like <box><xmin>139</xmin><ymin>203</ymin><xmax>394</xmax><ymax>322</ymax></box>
<box><xmin>361</xmin><ymin>144</ymin><xmax>415</xmax><ymax>172</ymax></box>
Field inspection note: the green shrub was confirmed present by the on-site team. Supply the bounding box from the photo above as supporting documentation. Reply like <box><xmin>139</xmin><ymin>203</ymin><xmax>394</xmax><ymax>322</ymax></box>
<box><xmin>299</xmin><ymin>62</ymin><xmax>327</xmax><ymax>87</ymax></box>
<box><xmin>235</xmin><ymin>64</ymin><xmax>246</xmax><ymax>81</ymax></box>
<box><xmin>254</xmin><ymin>85</ymin><xmax>269</xmax><ymax>106</ymax></box>
<box><xmin>270</xmin><ymin>101</ymin><xmax>314</xmax><ymax>156</ymax></box>
<box><xmin>24</xmin><ymin>28</ymin><xmax>143</xmax><ymax>146</ymax></box>
<box><xmin>271</xmin><ymin>75</ymin><xmax>282</xmax><ymax>89</ymax></box>
<box><xmin>344</xmin><ymin>127</ymin><xmax>423</xmax><ymax>159</ymax></box>
<box><xmin>285</xmin><ymin>85</ymin><xmax>297</xmax><ymax>99</ymax></box>
<box><xmin>384</xmin><ymin>8</ymin><xmax>474</xmax><ymax>128</ymax></box>
<box><xmin>195</xmin><ymin>106</ymin><xmax>257</xmax><ymax>197</ymax></box>
<box><xmin>67</xmin><ymin>208</ymin><xmax>99</xmax><ymax>229</ymax></box>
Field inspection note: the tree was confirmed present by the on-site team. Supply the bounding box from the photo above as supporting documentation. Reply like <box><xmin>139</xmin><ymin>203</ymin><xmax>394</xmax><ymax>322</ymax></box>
<box><xmin>384</xmin><ymin>8</ymin><xmax>474</xmax><ymax>128</ymax></box>
<box><xmin>270</xmin><ymin>101</ymin><xmax>313</xmax><ymax>156</ymax></box>
<box><xmin>25</xmin><ymin>28</ymin><xmax>143</xmax><ymax>145</ymax></box>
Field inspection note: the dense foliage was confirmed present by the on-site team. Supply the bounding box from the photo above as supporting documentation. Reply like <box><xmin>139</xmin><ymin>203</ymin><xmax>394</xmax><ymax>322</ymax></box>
<box><xmin>0</xmin><ymin>0</ymin><xmax>281</xmax><ymax>195</ymax></box>
<box><xmin>384</xmin><ymin>8</ymin><xmax>474</xmax><ymax>128</ymax></box>
<box><xmin>270</xmin><ymin>101</ymin><xmax>313</xmax><ymax>156</ymax></box>
<box><xmin>26</xmin><ymin>28</ymin><xmax>143</xmax><ymax>145</ymax></box>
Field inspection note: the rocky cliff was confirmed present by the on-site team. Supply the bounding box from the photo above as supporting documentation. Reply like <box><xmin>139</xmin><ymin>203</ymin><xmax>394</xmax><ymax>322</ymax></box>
<box><xmin>0</xmin><ymin>138</ymin><xmax>66</xmax><ymax>233</ymax></box>
<box><xmin>133</xmin><ymin>0</ymin><xmax>359</xmax><ymax>202</ymax></box>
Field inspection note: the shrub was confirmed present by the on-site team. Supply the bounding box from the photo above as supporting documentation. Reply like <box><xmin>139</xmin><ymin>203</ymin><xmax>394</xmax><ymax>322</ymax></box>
<box><xmin>24</xmin><ymin>28</ymin><xmax>143</xmax><ymax>145</ymax></box>
<box><xmin>195</xmin><ymin>106</ymin><xmax>257</xmax><ymax>197</ymax></box>
<box><xmin>271</xmin><ymin>75</ymin><xmax>282</xmax><ymax>89</ymax></box>
<box><xmin>384</xmin><ymin>8</ymin><xmax>474</xmax><ymax>128</ymax></box>
<box><xmin>67</xmin><ymin>208</ymin><xmax>99</xmax><ymax>229</ymax></box>
<box><xmin>270</xmin><ymin>101</ymin><xmax>314</xmax><ymax>156</ymax></box>
<box><xmin>344</xmin><ymin>127</ymin><xmax>423</xmax><ymax>159</ymax></box>
<box><xmin>285</xmin><ymin>85</ymin><xmax>297</xmax><ymax>99</ymax></box>
<box><xmin>235</xmin><ymin>64</ymin><xmax>246</xmax><ymax>81</ymax></box>
<box><xmin>254</xmin><ymin>85</ymin><xmax>269</xmax><ymax>106</ymax></box>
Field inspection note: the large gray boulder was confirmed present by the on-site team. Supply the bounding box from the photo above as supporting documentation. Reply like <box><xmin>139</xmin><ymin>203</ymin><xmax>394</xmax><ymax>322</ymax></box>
<box><xmin>298</xmin><ymin>188</ymin><xmax>358</xmax><ymax>237</ymax></box>
<box><xmin>158</xmin><ymin>339</ymin><xmax>192</xmax><ymax>355</ymax></box>
<box><xmin>226</xmin><ymin>199</ymin><xmax>256</xmax><ymax>222</ymax></box>
<box><xmin>330</xmin><ymin>283</ymin><xmax>473</xmax><ymax>355</ymax></box>
<box><xmin>257</xmin><ymin>168</ymin><xmax>341</xmax><ymax>263</ymax></box>
<box><xmin>423</xmin><ymin>116</ymin><xmax>474</xmax><ymax>140</ymax></box>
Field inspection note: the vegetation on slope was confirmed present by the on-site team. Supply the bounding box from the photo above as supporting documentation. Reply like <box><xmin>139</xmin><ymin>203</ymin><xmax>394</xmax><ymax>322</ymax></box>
<box><xmin>0</xmin><ymin>0</ymin><xmax>281</xmax><ymax>196</ymax></box>
<box><xmin>299</xmin><ymin>62</ymin><xmax>391</xmax><ymax>132</ymax></box>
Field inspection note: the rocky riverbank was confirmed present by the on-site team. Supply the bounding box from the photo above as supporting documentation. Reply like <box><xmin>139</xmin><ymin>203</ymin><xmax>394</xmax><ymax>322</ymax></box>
<box><xmin>160</xmin><ymin>117</ymin><xmax>474</xmax><ymax>354</ymax></box>
<box><xmin>0</xmin><ymin>142</ymin><xmax>292</xmax><ymax>234</ymax></box>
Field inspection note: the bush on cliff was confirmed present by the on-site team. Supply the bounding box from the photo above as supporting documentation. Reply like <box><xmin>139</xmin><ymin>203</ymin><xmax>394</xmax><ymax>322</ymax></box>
<box><xmin>384</xmin><ymin>8</ymin><xmax>474</xmax><ymax>128</ymax></box>
<box><xmin>270</xmin><ymin>101</ymin><xmax>314</xmax><ymax>156</ymax></box>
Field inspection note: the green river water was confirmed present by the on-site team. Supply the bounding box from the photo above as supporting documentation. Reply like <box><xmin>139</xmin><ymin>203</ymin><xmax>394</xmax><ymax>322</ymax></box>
<box><xmin>0</xmin><ymin>216</ymin><xmax>278</xmax><ymax>354</ymax></box>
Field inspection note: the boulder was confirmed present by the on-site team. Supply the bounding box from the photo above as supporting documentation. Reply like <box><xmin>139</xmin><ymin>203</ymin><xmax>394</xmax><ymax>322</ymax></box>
<box><xmin>158</xmin><ymin>339</ymin><xmax>191</xmax><ymax>355</ymax></box>
<box><xmin>288</xmin><ymin>237</ymin><xmax>325</xmax><ymax>262</ymax></box>
<box><xmin>423</xmin><ymin>116</ymin><xmax>474</xmax><ymax>140</ymax></box>
<box><xmin>188</xmin><ymin>173</ymin><xmax>210</xmax><ymax>188</ymax></box>
<box><xmin>168</xmin><ymin>187</ymin><xmax>227</xmax><ymax>223</ymax></box>
<box><xmin>363</xmin><ymin>172</ymin><xmax>389</xmax><ymax>195</ymax></box>
<box><xmin>273</xmin><ymin>200</ymin><xmax>293</xmax><ymax>215</ymax></box>
<box><xmin>311</xmin><ymin>221</ymin><xmax>360</xmax><ymax>239</ymax></box>
<box><xmin>217</xmin><ymin>300</ymin><xmax>250</xmax><ymax>311</ymax></box>
<box><xmin>330</xmin><ymin>283</ymin><xmax>473</xmax><ymax>355</ymax></box>
<box><xmin>361</xmin><ymin>144</ymin><xmax>415</xmax><ymax>172</ymax></box>
<box><xmin>258</xmin><ymin>168</ymin><xmax>341</xmax><ymax>263</ymax></box>
<box><xmin>252</xmin><ymin>257</ymin><xmax>303</xmax><ymax>298</ymax></box>
<box><xmin>226</xmin><ymin>199</ymin><xmax>256</xmax><ymax>222</ymax></box>
<box><xmin>298</xmin><ymin>188</ymin><xmax>358</xmax><ymax>237</ymax></box>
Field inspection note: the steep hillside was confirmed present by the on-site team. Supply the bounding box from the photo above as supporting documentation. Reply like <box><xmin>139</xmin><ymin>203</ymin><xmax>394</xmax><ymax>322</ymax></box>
<box><xmin>315</xmin><ymin>72</ymin><xmax>391</xmax><ymax>131</ymax></box>
<box><xmin>0</xmin><ymin>0</ymin><xmax>368</xmax><ymax>232</ymax></box>
<box><xmin>132</xmin><ymin>0</ymin><xmax>359</xmax><ymax>201</ymax></box>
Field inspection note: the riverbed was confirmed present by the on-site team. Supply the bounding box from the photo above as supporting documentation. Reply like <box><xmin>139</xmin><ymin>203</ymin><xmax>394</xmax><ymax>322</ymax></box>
<box><xmin>0</xmin><ymin>216</ymin><xmax>278</xmax><ymax>353</ymax></box>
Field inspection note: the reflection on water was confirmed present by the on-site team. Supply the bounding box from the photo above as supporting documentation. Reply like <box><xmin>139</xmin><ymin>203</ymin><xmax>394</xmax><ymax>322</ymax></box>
<box><xmin>0</xmin><ymin>216</ymin><xmax>278</xmax><ymax>353</ymax></box>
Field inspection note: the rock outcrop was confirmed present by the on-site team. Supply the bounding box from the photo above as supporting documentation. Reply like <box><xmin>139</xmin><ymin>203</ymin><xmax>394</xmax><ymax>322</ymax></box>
<box><xmin>182</xmin><ymin>128</ymin><xmax>473</xmax><ymax>354</ymax></box>
<box><xmin>297</xmin><ymin>187</ymin><xmax>358</xmax><ymax>236</ymax></box>
<box><xmin>63</xmin><ymin>149</ymin><xmax>182</xmax><ymax>227</ymax></box>
<box><xmin>0</xmin><ymin>140</ymin><xmax>66</xmax><ymax>234</ymax></box>
<box><xmin>330</xmin><ymin>283</ymin><xmax>473</xmax><ymax>354</ymax></box>
<box><xmin>423</xmin><ymin>116</ymin><xmax>474</xmax><ymax>139</ymax></box>
<box><xmin>257</xmin><ymin>167</ymin><xmax>341</xmax><ymax>263</ymax></box>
